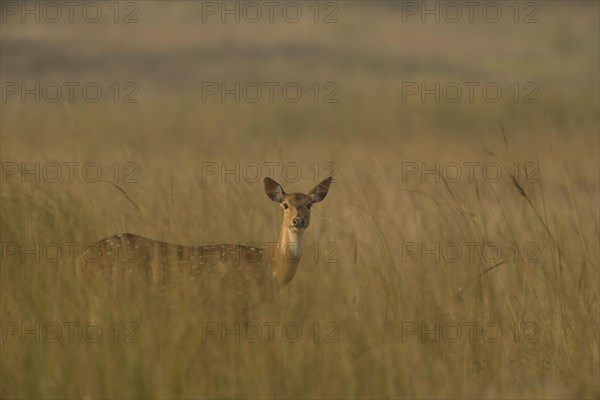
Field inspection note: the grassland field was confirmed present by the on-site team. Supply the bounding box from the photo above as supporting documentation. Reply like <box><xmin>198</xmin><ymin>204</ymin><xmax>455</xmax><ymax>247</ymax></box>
<box><xmin>1</xmin><ymin>2</ymin><xmax>599</xmax><ymax>398</ymax></box>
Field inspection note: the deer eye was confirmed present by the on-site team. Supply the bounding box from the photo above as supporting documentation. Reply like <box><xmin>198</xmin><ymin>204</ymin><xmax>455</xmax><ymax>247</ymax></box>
<box><xmin>283</xmin><ymin>203</ymin><xmax>289</xmax><ymax>209</ymax></box>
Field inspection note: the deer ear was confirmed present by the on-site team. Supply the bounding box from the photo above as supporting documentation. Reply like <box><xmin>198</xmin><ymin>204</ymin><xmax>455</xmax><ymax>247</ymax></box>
<box><xmin>264</xmin><ymin>177</ymin><xmax>286</xmax><ymax>202</ymax></box>
<box><xmin>308</xmin><ymin>176</ymin><xmax>332</xmax><ymax>203</ymax></box>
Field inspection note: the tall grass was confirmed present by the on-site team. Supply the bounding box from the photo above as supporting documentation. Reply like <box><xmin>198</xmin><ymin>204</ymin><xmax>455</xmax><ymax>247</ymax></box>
<box><xmin>2</xmin><ymin>123</ymin><xmax>597</xmax><ymax>398</ymax></box>
<box><xmin>1</xmin><ymin>2</ymin><xmax>598</xmax><ymax>398</ymax></box>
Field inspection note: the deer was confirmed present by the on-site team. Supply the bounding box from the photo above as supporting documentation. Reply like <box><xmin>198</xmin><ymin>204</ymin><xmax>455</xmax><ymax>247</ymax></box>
<box><xmin>79</xmin><ymin>177</ymin><xmax>333</xmax><ymax>304</ymax></box>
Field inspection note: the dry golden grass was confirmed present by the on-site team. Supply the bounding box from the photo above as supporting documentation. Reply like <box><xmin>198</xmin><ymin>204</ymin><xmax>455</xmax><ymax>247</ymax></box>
<box><xmin>1</xmin><ymin>2</ymin><xmax>598</xmax><ymax>398</ymax></box>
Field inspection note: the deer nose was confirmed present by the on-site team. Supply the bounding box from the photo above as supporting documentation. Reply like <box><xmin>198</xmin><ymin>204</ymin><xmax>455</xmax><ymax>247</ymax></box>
<box><xmin>292</xmin><ymin>217</ymin><xmax>305</xmax><ymax>227</ymax></box>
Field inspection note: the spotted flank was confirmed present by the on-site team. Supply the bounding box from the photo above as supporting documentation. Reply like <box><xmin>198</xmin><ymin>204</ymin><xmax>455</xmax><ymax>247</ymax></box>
<box><xmin>81</xmin><ymin>176</ymin><xmax>332</xmax><ymax>302</ymax></box>
<box><xmin>83</xmin><ymin>232</ymin><xmax>272</xmax><ymax>300</ymax></box>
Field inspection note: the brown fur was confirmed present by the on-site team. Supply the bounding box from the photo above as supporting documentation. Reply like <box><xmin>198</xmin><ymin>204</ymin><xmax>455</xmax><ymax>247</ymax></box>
<box><xmin>80</xmin><ymin>177</ymin><xmax>333</xmax><ymax>301</ymax></box>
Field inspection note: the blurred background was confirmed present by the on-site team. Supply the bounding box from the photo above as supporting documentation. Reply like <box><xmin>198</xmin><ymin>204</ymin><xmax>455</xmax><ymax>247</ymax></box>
<box><xmin>1</xmin><ymin>1</ymin><xmax>598</xmax><ymax>398</ymax></box>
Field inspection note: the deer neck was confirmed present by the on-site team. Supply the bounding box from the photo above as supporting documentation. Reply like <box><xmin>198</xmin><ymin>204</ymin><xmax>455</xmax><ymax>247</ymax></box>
<box><xmin>272</xmin><ymin>223</ymin><xmax>305</xmax><ymax>287</ymax></box>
